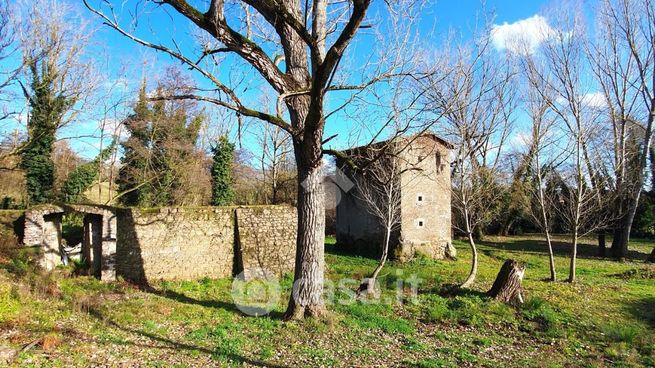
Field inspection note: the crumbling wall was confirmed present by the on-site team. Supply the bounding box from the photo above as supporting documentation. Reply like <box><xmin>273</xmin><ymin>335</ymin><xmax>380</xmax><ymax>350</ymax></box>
<box><xmin>24</xmin><ymin>205</ymin><xmax>64</xmax><ymax>270</ymax></box>
<box><xmin>23</xmin><ymin>204</ymin><xmax>298</xmax><ymax>283</ymax></box>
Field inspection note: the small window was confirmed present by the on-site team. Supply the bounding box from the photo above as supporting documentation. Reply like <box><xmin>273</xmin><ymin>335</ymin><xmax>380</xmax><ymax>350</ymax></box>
<box><xmin>417</xmin><ymin>195</ymin><xmax>423</xmax><ymax>202</ymax></box>
<box><xmin>416</xmin><ymin>218</ymin><xmax>425</xmax><ymax>228</ymax></box>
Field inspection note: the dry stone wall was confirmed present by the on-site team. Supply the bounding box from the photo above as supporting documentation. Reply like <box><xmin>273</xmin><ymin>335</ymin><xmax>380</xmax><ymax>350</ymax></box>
<box><xmin>115</xmin><ymin>205</ymin><xmax>297</xmax><ymax>283</ymax></box>
<box><xmin>21</xmin><ymin>204</ymin><xmax>298</xmax><ymax>284</ymax></box>
<box><xmin>116</xmin><ymin>207</ymin><xmax>236</xmax><ymax>282</ymax></box>
<box><xmin>24</xmin><ymin>205</ymin><xmax>64</xmax><ymax>271</ymax></box>
<box><xmin>236</xmin><ymin>206</ymin><xmax>297</xmax><ymax>279</ymax></box>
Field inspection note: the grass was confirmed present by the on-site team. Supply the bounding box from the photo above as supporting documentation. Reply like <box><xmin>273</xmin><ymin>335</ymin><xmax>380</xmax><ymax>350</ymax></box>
<box><xmin>0</xmin><ymin>234</ymin><xmax>654</xmax><ymax>367</ymax></box>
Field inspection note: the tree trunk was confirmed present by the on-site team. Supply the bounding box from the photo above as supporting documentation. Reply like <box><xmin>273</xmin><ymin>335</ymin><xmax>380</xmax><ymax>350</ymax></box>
<box><xmin>460</xmin><ymin>231</ymin><xmax>478</xmax><ymax>288</ymax></box>
<box><xmin>568</xmin><ymin>232</ymin><xmax>578</xmax><ymax>283</ymax></box>
<box><xmin>487</xmin><ymin>259</ymin><xmax>525</xmax><ymax>304</ymax></box>
<box><xmin>611</xmin><ymin>202</ymin><xmax>637</xmax><ymax>260</ymax></box>
<box><xmin>284</xmin><ymin>161</ymin><xmax>326</xmax><ymax>320</ymax></box>
<box><xmin>647</xmin><ymin>248</ymin><xmax>655</xmax><ymax>263</ymax></box>
<box><xmin>284</xmin><ymin>95</ymin><xmax>327</xmax><ymax>320</ymax></box>
<box><xmin>545</xmin><ymin>229</ymin><xmax>556</xmax><ymax>282</ymax></box>
<box><xmin>598</xmin><ymin>232</ymin><xmax>606</xmax><ymax>257</ymax></box>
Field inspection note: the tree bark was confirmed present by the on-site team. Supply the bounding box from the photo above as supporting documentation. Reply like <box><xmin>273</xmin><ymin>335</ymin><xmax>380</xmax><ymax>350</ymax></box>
<box><xmin>285</xmin><ymin>162</ymin><xmax>326</xmax><ymax>319</ymax></box>
<box><xmin>611</xmin><ymin>200</ymin><xmax>637</xmax><ymax>260</ymax></box>
<box><xmin>545</xmin><ymin>229</ymin><xmax>556</xmax><ymax>282</ymax></box>
<box><xmin>460</xmin><ymin>230</ymin><xmax>478</xmax><ymax>288</ymax></box>
<box><xmin>568</xmin><ymin>231</ymin><xmax>578</xmax><ymax>283</ymax></box>
<box><xmin>487</xmin><ymin>259</ymin><xmax>525</xmax><ymax>304</ymax></box>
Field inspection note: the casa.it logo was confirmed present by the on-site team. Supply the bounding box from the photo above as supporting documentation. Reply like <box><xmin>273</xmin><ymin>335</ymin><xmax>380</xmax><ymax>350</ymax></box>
<box><xmin>300</xmin><ymin>165</ymin><xmax>354</xmax><ymax>210</ymax></box>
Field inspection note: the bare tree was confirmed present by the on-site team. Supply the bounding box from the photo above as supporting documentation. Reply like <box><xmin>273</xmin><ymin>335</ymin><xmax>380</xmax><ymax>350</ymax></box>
<box><xmin>525</xmin><ymin>100</ymin><xmax>560</xmax><ymax>281</ymax></box>
<box><xmin>590</xmin><ymin>0</ymin><xmax>655</xmax><ymax>259</ymax></box>
<box><xmin>422</xmin><ymin>26</ymin><xmax>516</xmax><ymax>288</ymax></box>
<box><xmin>518</xmin><ymin>43</ymin><xmax>564</xmax><ymax>282</ymax></box>
<box><xmin>349</xmin><ymin>144</ymin><xmax>403</xmax><ymax>296</ymax></box>
<box><xmin>532</xmin><ymin>7</ymin><xmax>615</xmax><ymax>282</ymax></box>
<box><xmin>0</xmin><ymin>0</ymin><xmax>20</xmax><ymax>127</ymax></box>
<box><xmin>255</xmin><ymin>123</ymin><xmax>295</xmax><ymax>204</ymax></box>
<box><xmin>85</xmin><ymin>0</ymin><xmax>429</xmax><ymax>318</ymax></box>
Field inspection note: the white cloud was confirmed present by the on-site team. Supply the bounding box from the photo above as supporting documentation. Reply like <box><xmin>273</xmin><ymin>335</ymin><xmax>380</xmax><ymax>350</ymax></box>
<box><xmin>555</xmin><ymin>92</ymin><xmax>608</xmax><ymax>109</ymax></box>
<box><xmin>491</xmin><ymin>15</ymin><xmax>555</xmax><ymax>54</ymax></box>
<box><xmin>581</xmin><ymin>92</ymin><xmax>607</xmax><ymax>109</ymax></box>
<box><xmin>510</xmin><ymin>130</ymin><xmax>532</xmax><ymax>148</ymax></box>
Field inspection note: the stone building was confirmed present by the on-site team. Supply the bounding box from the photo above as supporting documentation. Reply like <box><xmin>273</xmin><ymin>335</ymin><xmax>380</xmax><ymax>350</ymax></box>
<box><xmin>335</xmin><ymin>134</ymin><xmax>454</xmax><ymax>261</ymax></box>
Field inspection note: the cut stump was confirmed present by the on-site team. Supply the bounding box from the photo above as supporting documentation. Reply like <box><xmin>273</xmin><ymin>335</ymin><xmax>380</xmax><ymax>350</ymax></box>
<box><xmin>487</xmin><ymin>259</ymin><xmax>525</xmax><ymax>304</ymax></box>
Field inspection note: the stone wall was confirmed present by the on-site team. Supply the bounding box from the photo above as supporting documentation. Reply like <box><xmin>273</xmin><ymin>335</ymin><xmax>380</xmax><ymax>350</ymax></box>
<box><xmin>24</xmin><ymin>205</ymin><xmax>64</xmax><ymax>270</ymax></box>
<box><xmin>398</xmin><ymin>135</ymin><xmax>453</xmax><ymax>261</ymax></box>
<box><xmin>115</xmin><ymin>205</ymin><xmax>297</xmax><ymax>283</ymax></box>
<box><xmin>236</xmin><ymin>206</ymin><xmax>297</xmax><ymax>279</ymax></box>
<box><xmin>23</xmin><ymin>204</ymin><xmax>118</xmax><ymax>279</ymax></box>
<box><xmin>22</xmin><ymin>204</ymin><xmax>298</xmax><ymax>283</ymax></box>
<box><xmin>115</xmin><ymin>207</ymin><xmax>236</xmax><ymax>283</ymax></box>
<box><xmin>336</xmin><ymin>134</ymin><xmax>453</xmax><ymax>261</ymax></box>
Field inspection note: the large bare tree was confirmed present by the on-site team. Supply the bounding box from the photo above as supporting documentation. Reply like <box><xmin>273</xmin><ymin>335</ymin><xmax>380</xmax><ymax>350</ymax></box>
<box><xmin>85</xmin><ymin>0</ymin><xmax>428</xmax><ymax>318</ymax></box>
<box><xmin>530</xmin><ymin>7</ymin><xmax>616</xmax><ymax>282</ymax></box>
<box><xmin>590</xmin><ymin>0</ymin><xmax>655</xmax><ymax>259</ymax></box>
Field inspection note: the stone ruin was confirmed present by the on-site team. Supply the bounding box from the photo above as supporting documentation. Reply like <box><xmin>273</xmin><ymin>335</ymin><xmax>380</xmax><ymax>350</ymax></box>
<box><xmin>22</xmin><ymin>204</ymin><xmax>297</xmax><ymax>283</ymax></box>
<box><xmin>23</xmin><ymin>204</ymin><xmax>116</xmax><ymax>280</ymax></box>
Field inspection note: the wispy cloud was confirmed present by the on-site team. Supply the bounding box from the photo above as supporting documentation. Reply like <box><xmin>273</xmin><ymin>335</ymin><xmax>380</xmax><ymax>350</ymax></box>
<box><xmin>581</xmin><ymin>92</ymin><xmax>607</xmax><ymax>109</ymax></box>
<box><xmin>491</xmin><ymin>15</ymin><xmax>556</xmax><ymax>54</ymax></box>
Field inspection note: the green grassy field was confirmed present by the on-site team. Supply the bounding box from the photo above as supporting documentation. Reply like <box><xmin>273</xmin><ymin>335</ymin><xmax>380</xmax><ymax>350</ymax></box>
<box><xmin>0</xmin><ymin>235</ymin><xmax>654</xmax><ymax>367</ymax></box>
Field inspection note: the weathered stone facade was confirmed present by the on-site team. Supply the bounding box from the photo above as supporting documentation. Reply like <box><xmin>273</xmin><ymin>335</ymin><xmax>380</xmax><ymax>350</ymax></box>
<box><xmin>236</xmin><ymin>206</ymin><xmax>297</xmax><ymax>279</ymax></box>
<box><xmin>23</xmin><ymin>205</ymin><xmax>64</xmax><ymax>271</ymax></box>
<box><xmin>115</xmin><ymin>207</ymin><xmax>236</xmax><ymax>282</ymax></box>
<box><xmin>23</xmin><ymin>204</ymin><xmax>298</xmax><ymax>283</ymax></box>
<box><xmin>23</xmin><ymin>204</ymin><xmax>117</xmax><ymax>279</ymax></box>
<box><xmin>336</xmin><ymin>134</ymin><xmax>453</xmax><ymax>261</ymax></box>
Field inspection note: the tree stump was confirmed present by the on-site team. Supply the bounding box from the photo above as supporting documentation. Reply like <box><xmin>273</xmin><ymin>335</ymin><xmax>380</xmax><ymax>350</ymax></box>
<box><xmin>487</xmin><ymin>259</ymin><xmax>525</xmax><ymax>304</ymax></box>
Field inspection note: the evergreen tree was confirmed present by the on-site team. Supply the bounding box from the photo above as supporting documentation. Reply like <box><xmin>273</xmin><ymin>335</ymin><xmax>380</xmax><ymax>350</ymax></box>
<box><xmin>117</xmin><ymin>82</ymin><xmax>153</xmax><ymax>206</ymax></box>
<box><xmin>210</xmin><ymin>135</ymin><xmax>235</xmax><ymax>206</ymax></box>
<box><xmin>117</xmin><ymin>80</ymin><xmax>204</xmax><ymax>207</ymax></box>
<box><xmin>21</xmin><ymin>61</ymin><xmax>71</xmax><ymax>205</ymax></box>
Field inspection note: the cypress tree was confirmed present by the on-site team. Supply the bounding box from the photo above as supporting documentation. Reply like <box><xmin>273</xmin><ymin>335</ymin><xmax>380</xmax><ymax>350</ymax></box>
<box><xmin>210</xmin><ymin>135</ymin><xmax>235</xmax><ymax>206</ymax></box>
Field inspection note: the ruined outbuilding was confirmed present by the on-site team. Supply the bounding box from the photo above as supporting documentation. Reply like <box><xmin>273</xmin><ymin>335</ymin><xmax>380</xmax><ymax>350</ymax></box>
<box><xmin>335</xmin><ymin>134</ymin><xmax>454</xmax><ymax>261</ymax></box>
<box><xmin>23</xmin><ymin>204</ymin><xmax>297</xmax><ymax>283</ymax></box>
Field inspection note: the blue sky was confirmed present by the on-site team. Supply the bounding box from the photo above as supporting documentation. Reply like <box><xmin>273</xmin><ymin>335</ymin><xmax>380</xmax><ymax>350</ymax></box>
<box><xmin>8</xmin><ymin>0</ymin><xmax>576</xmax><ymax>160</ymax></box>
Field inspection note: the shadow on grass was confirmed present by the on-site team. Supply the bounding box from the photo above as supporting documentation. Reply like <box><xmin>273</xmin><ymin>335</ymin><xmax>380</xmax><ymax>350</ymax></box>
<box><xmin>137</xmin><ymin>284</ymin><xmax>285</xmax><ymax>320</ymax></box>
<box><xmin>478</xmin><ymin>238</ymin><xmax>650</xmax><ymax>262</ymax></box>
<box><xmin>84</xmin><ymin>306</ymin><xmax>286</xmax><ymax>368</ymax></box>
<box><xmin>625</xmin><ymin>297</ymin><xmax>655</xmax><ymax>328</ymax></box>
